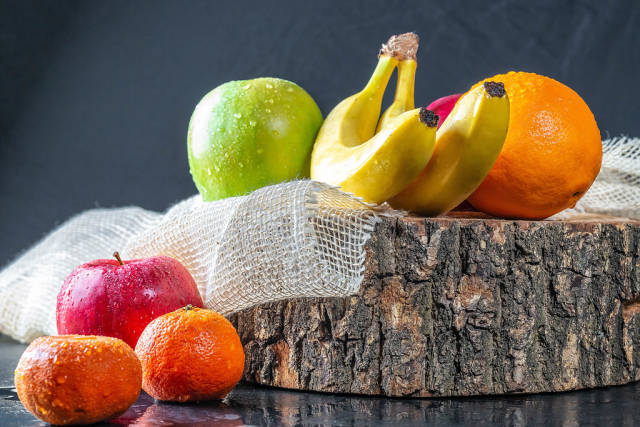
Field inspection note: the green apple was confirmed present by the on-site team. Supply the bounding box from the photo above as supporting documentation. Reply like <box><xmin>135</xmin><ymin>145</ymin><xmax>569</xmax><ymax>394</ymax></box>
<box><xmin>187</xmin><ymin>77</ymin><xmax>323</xmax><ymax>201</ymax></box>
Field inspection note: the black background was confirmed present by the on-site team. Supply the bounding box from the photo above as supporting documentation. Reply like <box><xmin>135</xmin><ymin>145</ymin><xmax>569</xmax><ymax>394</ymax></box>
<box><xmin>1</xmin><ymin>0</ymin><xmax>639</xmax><ymax>265</ymax></box>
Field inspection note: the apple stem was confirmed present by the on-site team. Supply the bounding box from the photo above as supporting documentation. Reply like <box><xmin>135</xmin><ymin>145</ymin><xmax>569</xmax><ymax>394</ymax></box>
<box><xmin>185</xmin><ymin>304</ymin><xmax>194</xmax><ymax>311</ymax></box>
<box><xmin>113</xmin><ymin>251</ymin><xmax>124</xmax><ymax>265</ymax></box>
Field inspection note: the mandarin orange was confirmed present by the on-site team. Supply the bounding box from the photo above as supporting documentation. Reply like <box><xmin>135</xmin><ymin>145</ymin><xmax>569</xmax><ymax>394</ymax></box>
<box><xmin>14</xmin><ymin>335</ymin><xmax>141</xmax><ymax>425</ymax></box>
<box><xmin>135</xmin><ymin>305</ymin><xmax>245</xmax><ymax>402</ymax></box>
<box><xmin>467</xmin><ymin>71</ymin><xmax>602</xmax><ymax>219</ymax></box>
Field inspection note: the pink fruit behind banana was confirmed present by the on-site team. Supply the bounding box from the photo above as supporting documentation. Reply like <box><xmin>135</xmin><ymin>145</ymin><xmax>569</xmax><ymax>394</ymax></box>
<box><xmin>426</xmin><ymin>93</ymin><xmax>461</xmax><ymax>128</ymax></box>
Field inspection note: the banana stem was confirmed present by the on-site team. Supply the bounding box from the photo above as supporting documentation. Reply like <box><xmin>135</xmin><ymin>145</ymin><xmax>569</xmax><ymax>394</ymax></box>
<box><xmin>379</xmin><ymin>32</ymin><xmax>419</xmax><ymax>61</ymax></box>
<box><xmin>394</xmin><ymin>60</ymin><xmax>417</xmax><ymax>110</ymax></box>
<box><xmin>363</xmin><ymin>55</ymin><xmax>398</xmax><ymax>94</ymax></box>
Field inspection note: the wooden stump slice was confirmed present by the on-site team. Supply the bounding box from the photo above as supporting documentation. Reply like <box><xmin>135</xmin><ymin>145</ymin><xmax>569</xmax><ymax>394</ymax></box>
<box><xmin>229</xmin><ymin>214</ymin><xmax>640</xmax><ymax>397</ymax></box>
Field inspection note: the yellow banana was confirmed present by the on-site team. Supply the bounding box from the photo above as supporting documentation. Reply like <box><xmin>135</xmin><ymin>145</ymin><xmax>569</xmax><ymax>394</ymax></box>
<box><xmin>389</xmin><ymin>82</ymin><xmax>510</xmax><ymax>215</ymax></box>
<box><xmin>310</xmin><ymin>33</ymin><xmax>437</xmax><ymax>204</ymax></box>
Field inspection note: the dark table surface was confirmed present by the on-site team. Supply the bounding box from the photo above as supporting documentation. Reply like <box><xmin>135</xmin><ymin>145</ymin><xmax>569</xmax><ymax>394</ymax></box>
<box><xmin>2</xmin><ymin>334</ymin><xmax>640</xmax><ymax>426</ymax></box>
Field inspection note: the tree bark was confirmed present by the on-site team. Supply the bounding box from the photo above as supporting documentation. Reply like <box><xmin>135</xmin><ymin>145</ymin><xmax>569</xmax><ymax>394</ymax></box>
<box><xmin>229</xmin><ymin>214</ymin><xmax>640</xmax><ymax>397</ymax></box>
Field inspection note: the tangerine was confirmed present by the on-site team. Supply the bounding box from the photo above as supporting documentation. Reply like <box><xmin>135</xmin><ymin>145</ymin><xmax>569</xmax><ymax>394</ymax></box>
<box><xmin>467</xmin><ymin>71</ymin><xmax>602</xmax><ymax>219</ymax></box>
<box><xmin>134</xmin><ymin>305</ymin><xmax>245</xmax><ymax>402</ymax></box>
<box><xmin>14</xmin><ymin>335</ymin><xmax>141</xmax><ymax>425</ymax></box>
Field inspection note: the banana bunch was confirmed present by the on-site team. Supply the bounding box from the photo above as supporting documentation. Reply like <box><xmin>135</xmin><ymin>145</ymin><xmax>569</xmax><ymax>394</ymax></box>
<box><xmin>310</xmin><ymin>33</ymin><xmax>511</xmax><ymax>216</ymax></box>
<box><xmin>310</xmin><ymin>33</ymin><xmax>437</xmax><ymax>205</ymax></box>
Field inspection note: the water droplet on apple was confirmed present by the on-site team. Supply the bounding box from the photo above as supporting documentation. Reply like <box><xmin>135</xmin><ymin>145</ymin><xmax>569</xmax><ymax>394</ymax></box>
<box><xmin>249</xmin><ymin>120</ymin><xmax>257</xmax><ymax>127</ymax></box>
<box><xmin>233</xmin><ymin>113</ymin><xmax>242</xmax><ymax>119</ymax></box>
<box><xmin>265</xmin><ymin>108</ymin><xmax>271</xmax><ymax>113</ymax></box>
<box><xmin>242</xmin><ymin>83</ymin><xmax>251</xmax><ymax>90</ymax></box>
<box><xmin>238</xmin><ymin>162</ymin><xmax>244</xmax><ymax>168</ymax></box>
<box><xmin>267</xmin><ymin>99</ymin><xmax>274</xmax><ymax>104</ymax></box>
<box><xmin>265</xmin><ymin>83</ymin><xmax>273</xmax><ymax>89</ymax></box>
<box><xmin>214</xmin><ymin>165</ymin><xmax>220</xmax><ymax>172</ymax></box>
<box><xmin>206</xmin><ymin>168</ymin><xmax>212</xmax><ymax>176</ymax></box>
<box><xmin>224</xmin><ymin>152</ymin><xmax>229</xmax><ymax>159</ymax></box>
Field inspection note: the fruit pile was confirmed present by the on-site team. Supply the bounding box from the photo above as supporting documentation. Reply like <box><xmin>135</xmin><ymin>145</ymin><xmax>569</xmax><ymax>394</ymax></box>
<box><xmin>16</xmin><ymin>253</ymin><xmax>244</xmax><ymax>425</ymax></box>
<box><xmin>189</xmin><ymin>33</ymin><xmax>601</xmax><ymax>219</ymax></box>
<box><xmin>14</xmin><ymin>30</ymin><xmax>604</xmax><ymax>425</ymax></box>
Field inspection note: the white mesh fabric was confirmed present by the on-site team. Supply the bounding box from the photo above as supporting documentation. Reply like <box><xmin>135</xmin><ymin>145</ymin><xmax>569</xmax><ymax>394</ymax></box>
<box><xmin>0</xmin><ymin>137</ymin><xmax>638</xmax><ymax>343</ymax></box>
<box><xmin>0</xmin><ymin>181</ymin><xmax>380</xmax><ymax>343</ymax></box>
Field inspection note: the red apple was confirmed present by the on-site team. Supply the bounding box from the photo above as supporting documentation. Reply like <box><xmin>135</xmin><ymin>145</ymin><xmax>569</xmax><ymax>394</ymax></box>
<box><xmin>57</xmin><ymin>252</ymin><xmax>204</xmax><ymax>348</ymax></box>
<box><xmin>426</xmin><ymin>93</ymin><xmax>462</xmax><ymax>128</ymax></box>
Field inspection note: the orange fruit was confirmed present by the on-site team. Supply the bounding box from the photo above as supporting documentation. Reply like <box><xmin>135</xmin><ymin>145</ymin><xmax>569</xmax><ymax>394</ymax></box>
<box><xmin>134</xmin><ymin>305</ymin><xmax>245</xmax><ymax>402</ymax></box>
<box><xmin>14</xmin><ymin>335</ymin><xmax>141</xmax><ymax>425</ymax></box>
<box><xmin>467</xmin><ymin>71</ymin><xmax>602</xmax><ymax>219</ymax></box>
